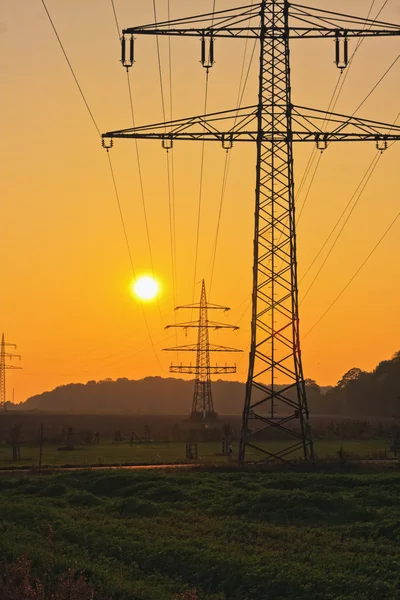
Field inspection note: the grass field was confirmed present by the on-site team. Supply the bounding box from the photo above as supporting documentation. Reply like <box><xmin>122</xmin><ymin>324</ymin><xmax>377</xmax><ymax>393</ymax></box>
<box><xmin>2</xmin><ymin>467</ymin><xmax>400</xmax><ymax>599</ymax></box>
<box><xmin>0</xmin><ymin>438</ymin><xmax>392</xmax><ymax>469</ymax></box>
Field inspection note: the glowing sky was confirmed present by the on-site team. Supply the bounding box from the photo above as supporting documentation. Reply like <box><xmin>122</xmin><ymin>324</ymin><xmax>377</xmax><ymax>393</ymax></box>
<box><xmin>0</xmin><ymin>0</ymin><xmax>399</xmax><ymax>402</ymax></box>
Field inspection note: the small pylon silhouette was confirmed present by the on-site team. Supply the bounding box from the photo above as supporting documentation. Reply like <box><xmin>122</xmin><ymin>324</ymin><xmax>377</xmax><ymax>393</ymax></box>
<box><xmin>164</xmin><ymin>280</ymin><xmax>242</xmax><ymax>420</ymax></box>
<box><xmin>0</xmin><ymin>333</ymin><xmax>22</xmax><ymax>410</ymax></box>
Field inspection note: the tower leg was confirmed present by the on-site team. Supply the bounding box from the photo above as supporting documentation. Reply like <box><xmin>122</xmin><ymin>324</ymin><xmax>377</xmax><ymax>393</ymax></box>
<box><xmin>240</xmin><ymin>1</ymin><xmax>314</xmax><ymax>464</ymax></box>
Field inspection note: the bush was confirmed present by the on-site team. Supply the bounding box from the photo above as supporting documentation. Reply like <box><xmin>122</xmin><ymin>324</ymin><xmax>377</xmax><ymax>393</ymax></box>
<box><xmin>0</xmin><ymin>556</ymin><xmax>103</xmax><ymax>600</ymax></box>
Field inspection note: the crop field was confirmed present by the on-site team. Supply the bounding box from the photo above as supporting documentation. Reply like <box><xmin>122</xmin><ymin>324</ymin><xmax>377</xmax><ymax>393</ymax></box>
<box><xmin>2</xmin><ymin>468</ymin><xmax>400</xmax><ymax>599</ymax></box>
<box><xmin>0</xmin><ymin>438</ymin><xmax>392</xmax><ymax>469</ymax></box>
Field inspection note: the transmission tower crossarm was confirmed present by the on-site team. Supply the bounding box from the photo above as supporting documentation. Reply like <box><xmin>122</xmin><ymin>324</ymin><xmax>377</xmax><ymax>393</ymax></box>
<box><xmin>169</xmin><ymin>365</ymin><xmax>237</xmax><ymax>374</ymax></box>
<box><xmin>120</xmin><ymin>3</ymin><xmax>400</xmax><ymax>40</ymax></box>
<box><xmin>165</xmin><ymin>320</ymin><xmax>239</xmax><ymax>330</ymax></box>
<box><xmin>103</xmin><ymin>105</ymin><xmax>400</xmax><ymax>145</ymax></box>
<box><xmin>103</xmin><ymin>106</ymin><xmax>257</xmax><ymax>143</ymax></box>
<box><xmin>175</xmin><ymin>302</ymin><xmax>232</xmax><ymax>311</ymax></box>
<box><xmin>164</xmin><ymin>343</ymin><xmax>242</xmax><ymax>352</ymax></box>
<box><xmin>289</xmin><ymin>4</ymin><xmax>400</xmax><ymax>38</ymax></box>
<box><xmin>289</xmin><ymin>27</ymin><xmax>400</xmax><ymax>39</ymax></box>
<box><xmin>125</xmin><ymin>27</ymin><xmax>260</xmax><ymax>39</ymax></box>
<box><xmin>122</xmin><ymin>4</ymin><xmax>260</xmax><ymax>38</ymax></box>
<box><xmin>293</xmin><ymin>107</ymin><xmax>400</xmax><ymax>143</ymax></box>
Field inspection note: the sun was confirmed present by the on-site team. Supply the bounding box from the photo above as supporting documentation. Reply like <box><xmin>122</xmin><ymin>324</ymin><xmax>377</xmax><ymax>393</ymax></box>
<box><xmin>132</xmin><ymin>276</ymin><xmax>160</xmax><ymax>301</ymax></box>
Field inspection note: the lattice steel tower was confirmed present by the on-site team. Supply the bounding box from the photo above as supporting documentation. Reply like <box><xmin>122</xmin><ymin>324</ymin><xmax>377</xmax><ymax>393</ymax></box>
<box><xmin>0</xmin><ymin>333</ymin><xmax>22</xmax><ymax>410</ymax></box>
<box><xmin>164</xmin><ymin>280</ymin><xmax>242</xmax><ymax>420</ymax></box>
<box><xmin>103</xmin><ymin>2</ymin><xmax>400</xmax><ymax>462</ymax></box>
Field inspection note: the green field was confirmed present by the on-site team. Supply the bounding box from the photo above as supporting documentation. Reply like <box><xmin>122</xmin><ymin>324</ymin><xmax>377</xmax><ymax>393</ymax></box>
<box><xmin>0</xmin><ymin>439</ymin><xmax>392</xmax><ymax>469</ymax></box>
<box><xmin>2</xmin><ymin>468</ymin><xmax>400</xmax><ymax>598</ymax></box>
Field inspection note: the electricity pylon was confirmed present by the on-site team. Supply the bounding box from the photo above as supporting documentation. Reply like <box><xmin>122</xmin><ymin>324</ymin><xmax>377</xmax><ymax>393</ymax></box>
<box><xmin>103</xmin><ymin>2</ymin><xmax>400</xmax><ymax>463</ymax></box>
<box><xmin>163</xmin><ymin>280</ymin><xmax>242</xmax><ymax>420</ymax></box>
<box><xmin>0</xmin><ymin>333</ymin><xmax>22</xmax><ymax>410</ymax></box>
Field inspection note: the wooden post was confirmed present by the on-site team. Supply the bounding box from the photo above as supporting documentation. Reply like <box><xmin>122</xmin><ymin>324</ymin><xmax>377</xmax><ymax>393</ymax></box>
<box><xmin>39</xmin><ymin>423</ymin><xmax>44</xmax><ymax>473</ymax></box>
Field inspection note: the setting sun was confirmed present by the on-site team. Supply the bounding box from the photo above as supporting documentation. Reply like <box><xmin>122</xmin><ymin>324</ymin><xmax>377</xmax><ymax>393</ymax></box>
<box><xmin>132</xmin><ymin>276</ymin><xmax>160</xmax><ymax>301</ymax></box>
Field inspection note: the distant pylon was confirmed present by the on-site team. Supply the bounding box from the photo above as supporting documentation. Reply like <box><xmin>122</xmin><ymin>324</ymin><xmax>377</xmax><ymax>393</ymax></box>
<box><xmin>163</xmin><ymin>280</ymin><xmax>242</xmax><ymax>420</ymax></box>
<box><xmin>0</xmin><ymin>333</ymin><xmax>22</xmax><ymax>410</ymax></box>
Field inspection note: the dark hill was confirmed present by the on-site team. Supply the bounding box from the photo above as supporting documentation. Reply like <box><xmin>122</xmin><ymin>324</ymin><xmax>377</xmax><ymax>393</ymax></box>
<box><xmin>17</xmin><ymin>377</ymin><xmax>246</xmax><ymax>414</ymax></box>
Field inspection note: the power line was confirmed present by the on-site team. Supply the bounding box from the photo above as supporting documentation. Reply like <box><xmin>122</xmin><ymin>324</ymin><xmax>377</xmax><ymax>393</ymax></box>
<box><xmin>296</xmin><ymin>151</ymin><xmax>323</xmax><ymax>225</ymax></box>
<box><xmin>296</xmin><ymin>73</ymin><xmax>343</xmax><ymax>202</ymax></box>
<box><xmin>41</xmin><ymin>0</ymin><xmax>164</xmax><ymax>371</ymax></box>
<box><xmin>110</xmin><ymin>0</ymin><xmax>120</xmax><ymax>37</ymax></box>
<box><xmin>304</xmin><ymin>209</ymin><xmax>400</xmax><ymax>339</ymax></box>
<box><xmin>191</xmin><ymin>1</ymin><xmax>219</xmax><ymax>306</ymax></box>
<box><xmin>300</xmin><ymin>152</ymin><xmax>381</xmax><ymax>304</ymax></box>
<box><xmin>300</xmin><ymin>109</ymin><xmax>399</xmax><ymax>298</ymax></box>
<box><xmin>297</xmin><ymin>54</ymin><xmax>400</xmax><ymax>294</ymax></box>
<box><xmin>152</xmin><ymin>1</ymin><xmax>177</xmax><ymax>315</ymax></box>
<box><xmin>112</xmin><ymin>1</ymin><xmax>164</xmax><ymax>328</ymax></box>
<box><xmin>209</xmin><ymin>152</ymin><xmax>230</xmax><ymax>295</ymax></box>
<box><xmin>208</xmin><ymin>4</ymin><xmax>257</xmax><ymax>296</ymax></box>
<box><xmin>153</xmin><ymin>0</ymin><xmax>167</xmax><ymax>123</ymax></box>
<box><xmin>165</xmin><ymin>0</ymin><xmax>179</xmax><ymax>362</ymax></box>
<box><xmin>300</xmin><ymin>153</ymin><xmax>378</xmax><ymax>279</ymax></box>
<box><xmin>287</xmin><ymin>1</ymin><xmax>378</xmax><ymax>279</ymax></box>
<box><xmin>126</xmin><ymin>72</ymin><xmax>159</xmax><ymax>288</ymax></box>
<box><xmin>40</xmin><ymin>0</ymin><xmax>100</xmax><ymax>137</ymax></box>
<box><xmin>295</xmin><ymin>0</ymin><xmax>385</xmax><ymax>217</ymax></box>
<box><xmin>167</xmin><ymin>0</ymin><xmax>178</xmax><ymax>310</ymax></box>
<box><xmin>105</xmin><ymin>152</ymin><xmax>166</xmax><ymax>372</ymax></box>
<box><xmin>106</xmin><ymin>151</ymin><xmax>137</xmax><ymax>277</ymax></box>
<box><xmin>191</xmin><ymin>71</ymin><xmax>211</xmax><ymax>306</ymax></box>
<box><xmin>327</xmin><ymin>0</ymin><xmax>382</xmax><ymax>117</ymax></box>
<box><xmin>350</xmin><ymin>53</ymin><xmax>399</xmax><ymax>118</ymax></box>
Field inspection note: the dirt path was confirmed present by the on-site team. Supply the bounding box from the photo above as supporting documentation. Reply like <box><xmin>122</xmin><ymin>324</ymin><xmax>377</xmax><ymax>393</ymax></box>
<box><xmin>0</xmin><ymin>463</ymin><xmax>201</xmax><ymax>476</ymax></box>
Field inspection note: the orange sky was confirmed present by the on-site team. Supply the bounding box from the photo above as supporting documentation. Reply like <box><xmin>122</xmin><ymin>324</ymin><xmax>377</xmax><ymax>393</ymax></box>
<box><xmin>0</xmin><ymin>0</ymin><xmax>399</xmax><ymax>403</ymax></box>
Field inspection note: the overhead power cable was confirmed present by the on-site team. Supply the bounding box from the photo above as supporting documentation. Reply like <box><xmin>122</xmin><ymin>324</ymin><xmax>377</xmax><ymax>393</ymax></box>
<box><xmin>300</xmin><ymin>109</ymin><xmax>399</xmax><ymax>301</ymax></box>
<box><xmin>112</xmin><ymin>1</ymin><xmax>164</xmax><ymax>326</ymax></box>
<box><xmin>304</xmin><ymin>210</ymin><xmax>400</xmax><ymax>340</ymax></box>
<box><xmin>296</xmin><ymin>151</ymin><xmax>323</xmax><ymax>225</ymax></box>
<box><xmin>150</xmin><ymin>0</ymin><xmax>178</xmax><ymax>354</ymax></box>
<box><xmin>350</xmin><ymin>53</ymin><xmax>399</xmax><ymax>117</ymax></box>
<box><xmin>40</xmin><ymin>0</ymin><xmax>100</xmax><ymax>137</ymax></box>
<box><xmin>167</xmin><ymin>0</ymin><xmax>178</xmax><ymax>307</ymax></box>
<box><xmin>165</xmin><ymin>0</ymin><xmax>179</xmax><ymax>360</ymax></box>
<box><xmin>192</xmin><ymin>73</ymin><xmax>210</xmax><ymax>307</ymax></box>
<box><xmin>295</xmin><ymin>0</ymin><xmax>386</xmax><ymax>220</ymax></box>
<box><xmin>300</xmin><ymin>152</ymin><xmax>381</xmax><ymax>304</ymax></box>
<box><xmin>208</xmin><ymin>2</ymin><xmax>257</xmax><ymax>297</ymax></box>
<box><xmin>153</xmin><ymin>0</ymin><xmax>167</xmax><ymax>123</ymax></box>
<box><xmin>297</xmin><ymin>51</ymin><xmax>399</xmax><ymax>293</ymax></box>
<box><xmin>192</xmin><ymin>0</ymin><xmax>219</xmax><ymax>307</ymax></box>
<box><xmin>106</xmin><ymin>152</ymin><xmax>137</xmax><ymax>278</ymax></box>
<box><xmin>41</xmin><ymin>0</ymin><xmax>164</xmax><ymax>371</ymax></box>
<box><xmin>152</xmin><ymin>1</ymin><xmax>178</xmax><ymax>317</ymax></box>
<box><xmin>110</xmin><ymin>0</ymin><xmax>120</xmax><ymax>36</ymax></box>
<box><xmin>125</xmin><ymin>73</ymin><xmax>158</xmax><ymax>284</ymax></box>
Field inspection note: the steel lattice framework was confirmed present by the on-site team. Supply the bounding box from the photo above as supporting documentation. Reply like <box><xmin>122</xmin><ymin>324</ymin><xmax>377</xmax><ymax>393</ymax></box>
<box><xmin>164</xmin><ymin>280</ymin><xmax>242</xmax><ymax>420</ymax></box>
<box><xmin>103</xmin><ymin>1</ymin><xmax>400</xmax><ymax>463</ymax></box>
<box><xmin>0</xmin><ymin>333</ymin><xmax>21</xmax><ymax>410</ymax></box>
